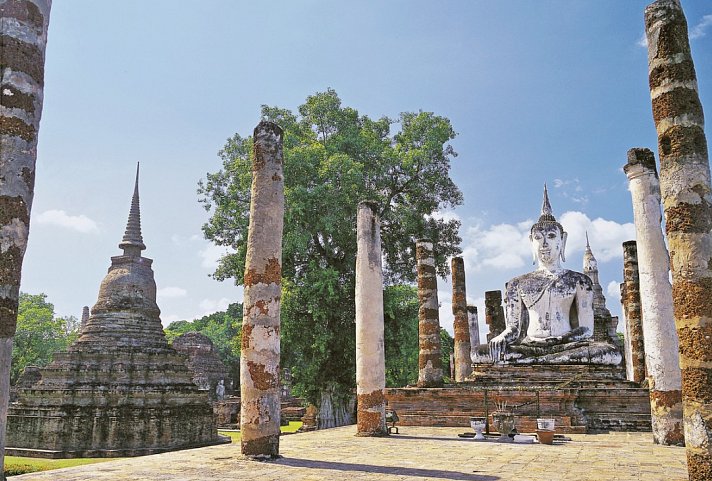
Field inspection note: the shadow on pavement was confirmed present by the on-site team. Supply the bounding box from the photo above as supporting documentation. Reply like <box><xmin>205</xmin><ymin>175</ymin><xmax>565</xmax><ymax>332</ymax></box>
<box><xmin>275</xmin><ymin>458</ymin><xmax>500</xmax><ymax>480</ymax></box>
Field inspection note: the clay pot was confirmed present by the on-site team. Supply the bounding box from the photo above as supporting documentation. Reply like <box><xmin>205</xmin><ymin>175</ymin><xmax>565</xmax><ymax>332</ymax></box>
<box><xmin>536</xmin><ymin>430</ymin><xmax>555</xmax><ymax>445</ymax></box>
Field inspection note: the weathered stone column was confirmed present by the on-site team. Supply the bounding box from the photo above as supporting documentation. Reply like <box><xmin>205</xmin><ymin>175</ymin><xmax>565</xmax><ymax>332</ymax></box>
<box><xmin>0</xmin><ymin>0</ymin><xmax>52</xmax><ymax>473</ymax></box>
<box><xmin>240</xmin><ymin>121</ymin><xmax>284</xmax><ymax>458</ymax></box>
<box><xmin>451</xmin><ymin>257</ymin><xmax>471</xmax><ymax>382</ymax></box>
<box><xmin>416</xmin><ymin>239</ymin><xmax>443</xmax><ymax>388</ymax></box>
<box><xmin>355</xmin><ymin>201</ymin><xmax>387</xmax><ymax>436</ymax></box>
<box><xmin>624</xmin><ymin>148</ymin><xmax>684</xmax><ymax>445</ymax></box>
<box><xmin>467</xmin><ymin>305</ymin><xmax>480</xmax><ymax>349</ymax></box>
<box><xmin>646</xmin><ymin>1</ymin><xmax>712</xmax><ymax>475</ymax></box>
<box><xmin>622</xmin><ymin>242</ymin><xmax>647</xmax><ymax>385</ymax></box>
<box><xmin>485</xmin><ymin>290</ymin><xmax>505</xmax><ymax>342</ymax></box>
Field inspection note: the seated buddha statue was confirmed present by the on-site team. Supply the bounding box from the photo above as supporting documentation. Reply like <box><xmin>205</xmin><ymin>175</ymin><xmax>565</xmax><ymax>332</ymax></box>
<box><xmin>484</xmin><ymin>187</ymin><xmax>621</xmax><ymax>365</ymax></box>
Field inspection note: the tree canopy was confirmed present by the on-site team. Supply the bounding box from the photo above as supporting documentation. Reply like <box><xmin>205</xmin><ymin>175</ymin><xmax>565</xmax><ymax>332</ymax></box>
<box><xmin>12</xmin><ymin>293</ymin><xmax>79</xmax><ymax>384</ymax></box>
<box><xmin>199</xmin><ymin>89</ymin><xmax>463</xmax><ymax>406</ymax></box>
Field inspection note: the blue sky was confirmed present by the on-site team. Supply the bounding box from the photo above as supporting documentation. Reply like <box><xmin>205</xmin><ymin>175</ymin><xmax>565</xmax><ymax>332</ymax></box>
<box><xmin>23</xmin><ymin>1</ymin><xmax>712</xmax><ymax>338</ymax></box>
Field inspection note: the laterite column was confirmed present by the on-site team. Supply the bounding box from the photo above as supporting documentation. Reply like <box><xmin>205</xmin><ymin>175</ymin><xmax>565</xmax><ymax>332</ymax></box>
<box><xmin>646</xmin><ymin>1</ymin><xmax>712</xmax><ymax>476</ymax></box>
<box><xmin>622</xmin><ymin>242</ymin><xmax>646</xmax><ymax>384</ymax></box>
<box><xmin>416</xmin><ymin>239</ymin><xmax>443</xmax><ymax>388</ymax></box>
<box><xmin>240</xmin><ymin>121</ymin><xmax>284</xmax><ymax>457</ymax></box>
<box><xmin>355</xmin><ymin>201</ymin><xmax>387</xmax><ymax>436</ymax></box>
<box><xmin>451</xmin><ymin>257</ymin><xmax>471</xmax><ymax>382</ymax></box>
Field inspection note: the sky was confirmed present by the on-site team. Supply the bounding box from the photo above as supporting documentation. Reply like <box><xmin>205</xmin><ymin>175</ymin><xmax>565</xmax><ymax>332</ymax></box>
<box><xmin>21</xmin><ymin>0</ymin><xmax>712</xmax><ymax>341</ymax></box>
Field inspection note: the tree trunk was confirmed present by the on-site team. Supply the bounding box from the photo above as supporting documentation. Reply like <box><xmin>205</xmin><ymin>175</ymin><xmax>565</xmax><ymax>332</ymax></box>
<box><xmin>0</xmin><ymin>0</ymin><xmax>52</xmax><ymax>477</ymax></box>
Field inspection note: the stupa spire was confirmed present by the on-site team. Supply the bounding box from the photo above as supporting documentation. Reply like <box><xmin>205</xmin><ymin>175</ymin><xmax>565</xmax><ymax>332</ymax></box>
<box><xmin>585</xmin><ymin>231</ymin><xmax>591</xmax><ymax>251</ymax></box>
<box><xmin>119</xmin><ymin>163</ymin><xmax>146</xmax><ymax>256</ymax></box>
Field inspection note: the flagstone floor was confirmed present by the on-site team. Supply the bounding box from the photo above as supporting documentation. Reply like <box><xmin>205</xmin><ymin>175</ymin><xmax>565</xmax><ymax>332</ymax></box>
<box><xmin>13</xmin><ymin>426</ymin><xmax>687</xmax><ymax>481</ymax></box>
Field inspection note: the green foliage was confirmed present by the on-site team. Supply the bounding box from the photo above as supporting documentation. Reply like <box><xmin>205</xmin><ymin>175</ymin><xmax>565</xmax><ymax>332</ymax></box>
<box><xmin>383</xmin><ymin>285</ymin><xmax>419</xmax><ymax>387</ymax></box>
<box><xmin>199</xmin><ymin>89</ymin><xmax>463</xmax><ymax>404</ymax></box>
<box><xmin>12</xmin><ymin>293</ymin><xmax>79</xmax><ymax>384</ymax></box>
<box><xmin>164</xmin><ymin>303</ymin><xmax>243</xmax><ymax>380</ymax></box>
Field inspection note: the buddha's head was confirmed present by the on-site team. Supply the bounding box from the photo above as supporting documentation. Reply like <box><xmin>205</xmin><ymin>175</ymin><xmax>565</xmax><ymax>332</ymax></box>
<box><xmin>530</xmin><ymin>185</ymin><xmax>567</xmax><ymax>266</ymax></box>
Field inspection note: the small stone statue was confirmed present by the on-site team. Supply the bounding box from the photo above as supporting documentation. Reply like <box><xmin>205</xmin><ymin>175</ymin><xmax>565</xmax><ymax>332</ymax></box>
<box><xmin>215</xmin><ymin>379</ymin><xmax>225</xmax><ymax>401</ymax></box>
<box><xmin>477</xmin><ymin>186</ymin><xmax>621</xmax><ymax>365</ymax></box>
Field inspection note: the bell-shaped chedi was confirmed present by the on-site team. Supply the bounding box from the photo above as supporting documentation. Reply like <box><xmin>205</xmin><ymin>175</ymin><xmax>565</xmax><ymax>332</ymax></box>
<box><xmin>6</xmin><ymin>166</ymin><xmax>227</xmax><ymax>457</ymax></box>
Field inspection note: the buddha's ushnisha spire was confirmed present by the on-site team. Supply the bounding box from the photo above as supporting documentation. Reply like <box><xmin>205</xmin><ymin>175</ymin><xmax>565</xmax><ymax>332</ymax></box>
<box><xmin>118</xmin><ymin>163</ymin><xmax>146</xmax><ymax>256</ymax></box>
<box><xmin>542</xmin><ymin>183</ymin><xmax>553</xmax><ymax>217</ymax></box>
<box><xmin>531</xmin><ymin>183</ymin><xmax>563</xmax><ymax>234</ymax></box>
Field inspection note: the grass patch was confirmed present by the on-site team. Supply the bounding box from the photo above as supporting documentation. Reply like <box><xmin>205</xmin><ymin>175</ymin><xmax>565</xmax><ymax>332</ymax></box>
<box><xmin>5</xmin><ymin>456</ymin><xmax>113</xmax><ymax>476</ymax></box>
<box><xmin>218</xmin><ymin>421</ymin><xmax>304</xmax><ymax>443</ymax></box>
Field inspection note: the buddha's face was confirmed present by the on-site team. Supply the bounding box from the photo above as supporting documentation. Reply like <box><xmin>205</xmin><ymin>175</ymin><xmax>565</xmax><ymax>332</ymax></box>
<box><xmin>530</xmin><ymin>225</ymin><xmax>563</xmax><ymax>265</ymax></box>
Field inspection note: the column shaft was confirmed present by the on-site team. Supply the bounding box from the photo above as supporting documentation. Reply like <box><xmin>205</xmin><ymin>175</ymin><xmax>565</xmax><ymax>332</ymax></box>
<box><xmin>416</xmin><ymin>240</ymin><xmax>443</xmax><ymax>388</ymax></box>
<box><xmin>451</xmin><ymin>257</ymin><xmax>471</xmax><ymax>382</ymax></box>
<box><xmin>646</xmin><ymin>1</ymin><xmax>712</xmax><ymax>476</ymax></box>
<box><xmin>622</xmin><ymin>242</ymin><xmax>647</xmax><ymax>385</ymax></box>
<box><xmin>355</xmin><ymin>202</ymin><xmax>387</xmax><ymax>436</ymax></box>
<box><xmin>240</xmin><ymin>121</ymin><xmax>284</xmax><ymax>457</ymax></box>
<box><xmin>625</xmin><ymin>149</ymin><xmax>683</xmax><ymax>445</ymax></box>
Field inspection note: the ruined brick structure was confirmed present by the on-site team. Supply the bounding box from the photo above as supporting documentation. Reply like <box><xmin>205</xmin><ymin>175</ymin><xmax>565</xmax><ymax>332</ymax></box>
<box><xmin>624</xmin><ymin>148</ymin><xmax>684</xmax><ymax>446</ymax></box>
<box><xmin>6</xmin><ymin>167</ymin><xmax>225</xmax><ymax>457</ymax></box>
<box><xmin>621</xmin><ymin>242</ymin><xmax>646</xmax><ymax>384</ymax></box>
<box><xmin>484</xmin><ymin>290</ymin><xmax>505</xmax><ymax>342</ymax></box>
<box><xmin>416</xmin><ymin>239</ymin><xmax>443</xmax><ymax>388</ymax></box>
<box><xmin>355</xmin><ymin>201</ymin><xmax>387</xmax><ymax>436</ymax></box>
<box><xmin>172</xmin><ymin>331</ymin><xmax>231</xmax><ymax>397</ymax></box>
<box><xmin>240</xmin><ymin>121</ymin><xmax>284</xmax><ymax>457</ymax></box>
<box><xmin>451</xmin><ymin>257</ymin><xmax>471</xmax><ymax>382</ymax></box>
<box><xmin>645</xmin><ymin>1</ymin><xmax>712</xmax><ymax>476</ymax></box>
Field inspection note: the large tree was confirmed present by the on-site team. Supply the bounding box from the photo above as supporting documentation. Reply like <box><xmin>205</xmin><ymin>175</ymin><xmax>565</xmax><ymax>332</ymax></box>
<box><xmin>0</xmin><ymin>0</ymin><xmax>52</xmax><ymax>475</ymax></box>
<box><xmin>199</xmin><ymin>89</ymin><xmax>462</xmax><ymax>422</ymax></box>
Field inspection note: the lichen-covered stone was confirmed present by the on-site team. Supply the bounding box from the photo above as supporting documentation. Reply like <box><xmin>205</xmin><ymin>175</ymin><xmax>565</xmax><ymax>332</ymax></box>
<box><xmin>451</xmin><ymin>257</ymin><xmax>471</xmax><ymax>381</ymax></box>
<box><xmin>621</xmin><ymin>242</ymin><xmax>647</xmax><ymax>384</ymax></box>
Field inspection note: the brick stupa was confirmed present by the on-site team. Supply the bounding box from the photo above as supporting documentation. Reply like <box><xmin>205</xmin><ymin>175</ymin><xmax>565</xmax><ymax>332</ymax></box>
<box><xmin>7</xmin><ymin>166</ymin><xmax>227</xmax><ymax>457</ymax></box>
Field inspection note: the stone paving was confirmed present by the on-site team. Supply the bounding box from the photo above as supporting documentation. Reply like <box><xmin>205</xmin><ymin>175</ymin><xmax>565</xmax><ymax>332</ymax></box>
<box><xmin>13</xmin><ymin>426</ymin><xmax>687</xmax><ymax>481</ymax></box>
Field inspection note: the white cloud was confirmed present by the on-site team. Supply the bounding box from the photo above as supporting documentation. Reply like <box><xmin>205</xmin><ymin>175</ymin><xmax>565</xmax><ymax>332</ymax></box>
<box><xmin>637</xmin><ymin>32</ymin><xmax>648</xmax><ymax>48</ymax></box>
<box><xmin>428</xmin><ymin>210</ymin><xmax>461</xmax><ymax>223</ymax></box>
<box><xmin>35</xmin><ymin>209</ymin><xmax>99</xmax><ymax>234</ymax></box>
<box><xmin>199</xmin><ymin>297</ymin><xmax>232</xmax><ymax>314</ymax></box>
<box><xmin>690</xmin><ymin>14</ymin><xmax>712</xmax><ymax>40</ymax></box>
<box><xmin>560</xmin><ymin>211</ymin><xmax>636</xmax><ymax>262</ymax></box>
<box><xmin>606</xmin><ymin>280</ymin><xmax>621</xmax><ymax>300</ymax></box>
<box><xmin>199</xmin><ymin>243</ymin><xmax>235</xmax><ymax>270</ymax></box>
<box><xmin>157</xmin><ymin>286</ymin><xmax>187</xmax><ymax>298</ymax></box>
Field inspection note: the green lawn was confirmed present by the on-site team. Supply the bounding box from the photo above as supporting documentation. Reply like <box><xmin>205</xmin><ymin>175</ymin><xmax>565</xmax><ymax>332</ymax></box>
<box><xmin>5</xmin><ymin>422</ymin><xmax>304</xmax><ymax>477</ymax></box>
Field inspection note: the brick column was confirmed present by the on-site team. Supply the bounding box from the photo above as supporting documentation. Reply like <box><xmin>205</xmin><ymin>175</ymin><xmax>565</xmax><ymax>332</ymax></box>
<box><xmin>240</xmin><ymin>121</ymin><xmax>284</xmax><ymax>458</ymax></box>
<box><xmin>646</xmin><ymin>0</ymin><xmax>712</xmax><ymax>475</ymax></box>
<box><xmin>624</xmin><ymin>148</ymin><xmax>683</xmax><ymax>445</ymax></box>
<box><xmin>416</xmin><ymin>239</ymin><xmax>443</xmax><ymax>388</ymax></box>
<box><xmin>355</xmin><ymin>201</ymin><xmax>387</xmax><ymax>436</ymax></box>
<box><xmin>622</xmin><ymin>242</ymin><xmax>646</xmax><ymax>385</ymax></box>
<box><xmin>451</xmin><ymin>257</ymin><xmax>471</xmax><ymax>382</ymax></box>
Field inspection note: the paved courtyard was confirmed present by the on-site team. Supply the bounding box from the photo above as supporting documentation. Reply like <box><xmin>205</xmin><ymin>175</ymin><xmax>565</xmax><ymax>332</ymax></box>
<box><xmin>13</xmin><ymin>426</ymin><xmax>687</xmax><ymax>481</ymax></box>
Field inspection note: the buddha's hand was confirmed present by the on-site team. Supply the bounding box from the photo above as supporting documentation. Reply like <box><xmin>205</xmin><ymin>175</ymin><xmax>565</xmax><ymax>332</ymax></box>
<box><xmin>489</xmin><ymin>333</ymin><xmax>508</xmax><ymax>363</ymax></box>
